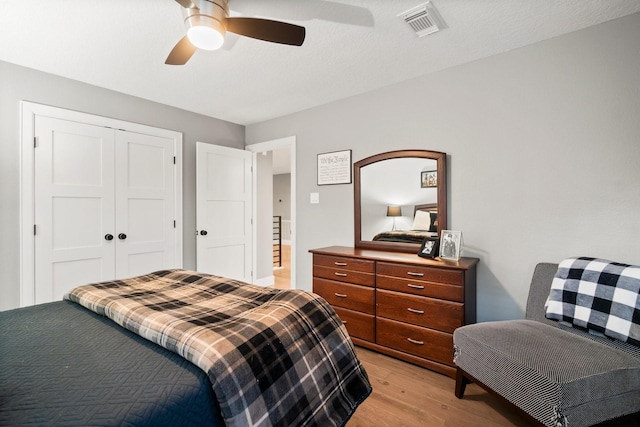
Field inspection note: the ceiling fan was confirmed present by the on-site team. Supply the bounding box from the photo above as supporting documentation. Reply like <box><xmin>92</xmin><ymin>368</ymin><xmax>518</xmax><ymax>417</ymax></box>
<box><xmin>166</xmin><ymin>0</ymin><xmax>306</xmax><ymax>65</ymax></box>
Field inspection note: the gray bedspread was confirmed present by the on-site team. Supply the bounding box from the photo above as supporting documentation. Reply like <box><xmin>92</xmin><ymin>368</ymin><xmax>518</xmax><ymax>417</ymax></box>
<box><xmin>0</xmin><ymin>300</ymin><xmax>224</xmax><ymax>426</ymax></box>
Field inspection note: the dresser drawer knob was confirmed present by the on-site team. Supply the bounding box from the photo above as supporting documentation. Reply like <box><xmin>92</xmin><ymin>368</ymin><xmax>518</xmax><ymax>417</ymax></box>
<box><xmin>342</xmin><ymin>320</ymin><xmax>348</xmax><ymax>325</ymax></box>
<box><xmin>407</xmin><ymin>338</ymin><xmax>424</xmax><ymax>345</ymax></box>
<box><xmin>407</xmin><ymin>308</ymin><xmax>424</xmax><ymax>315</ymax></box>
<box><xmin>334</xmin><ymin>262</ymin><xmax>347</xmax><ymax>266</ymax></box>
<box><xmin>407</xmin><ymin>284</ymin><xmax>424</xmax><ymax>290</ymax></box>
<box><xmin>334</xmin><ymin>293</ymin><xmax>347</xmax><ymax>298</ymax></box>
<box><xmin>407</xmin><ymin>272</ymin><xmax>424</xmax><ymax>277</ymax></box>
<box><xmin>334</xmin><ymin>272</ymin><xmax>348</xmax><ymax>277</ymax></box>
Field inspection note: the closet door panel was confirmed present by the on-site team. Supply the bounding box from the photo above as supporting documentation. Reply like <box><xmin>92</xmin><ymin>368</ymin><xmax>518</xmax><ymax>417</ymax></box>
<box><xmin>114</xmin><ymin>131</ymin><xmax>176</xmax><ymax>278</ymax></box>
<box><xmin>34</xmin><ymin>117</ymin><xmax>116</xmax><ymax>304</ymax></box>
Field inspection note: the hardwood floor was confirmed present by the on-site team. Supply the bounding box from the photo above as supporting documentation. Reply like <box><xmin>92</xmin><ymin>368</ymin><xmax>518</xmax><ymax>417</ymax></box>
<box><xmin>273</xmin><ymin>244</ymin><xmax>291</xmax><ymax>289</ymax></box>
<box><xmin>348</xmin><ymin>347</ymin><xmax>535</xmax><ymax>427</ymax></box>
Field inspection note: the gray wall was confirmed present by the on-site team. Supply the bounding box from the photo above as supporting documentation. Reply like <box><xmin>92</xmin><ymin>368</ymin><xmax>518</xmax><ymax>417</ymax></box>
<box><xmin>273</xmin><ymin>174</ymin><xmax>291</xmax><ymax>220</ymax></box>
<box><xmin>0</xmin><ymin>61</ymin><xmax>244</xmax><ymax>311</ymax></box>
<box><xmin>246</xmin><ymin>13</ymin><xmax>640</xmax><ymax>322</ymax></box>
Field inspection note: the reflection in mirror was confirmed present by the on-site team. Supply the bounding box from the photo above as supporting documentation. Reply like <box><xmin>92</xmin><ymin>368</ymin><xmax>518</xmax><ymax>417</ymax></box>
<box><xmin>354</xmin><ymin>150</ymin><xmax>447</xmax><ymax>253</ymax></box>
<box><xmin>360</xmin><ymin>158</ymin><xmax>438</xmax><ymax>241</ymax></box>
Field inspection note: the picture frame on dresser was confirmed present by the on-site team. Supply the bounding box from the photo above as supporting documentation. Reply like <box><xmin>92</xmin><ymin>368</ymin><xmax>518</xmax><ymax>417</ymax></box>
<box><xmin>440</xmin><ymin>230</ymin><xmax>462</xmax><ymax>261</ymax></box>
<box><xmin>418</xmin><ymin>237</ymin><xmax>439</xmax><ymax>259</ymax></box>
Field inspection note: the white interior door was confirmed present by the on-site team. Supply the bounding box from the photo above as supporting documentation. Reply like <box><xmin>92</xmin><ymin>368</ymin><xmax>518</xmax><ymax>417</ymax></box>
<box><xmin>34</xmin><ymin>116</ymin><xmax>116</xmax><ymax>303</ymax></box>
<box><xmin>114</xmin><ymin>130</ymin><xmax>177</xmax><ymax>278</ymax></box>
<box><xmin>196</xmin><ymin>143</ymin><xmax>253</xmax><ymax>282</ymax></box>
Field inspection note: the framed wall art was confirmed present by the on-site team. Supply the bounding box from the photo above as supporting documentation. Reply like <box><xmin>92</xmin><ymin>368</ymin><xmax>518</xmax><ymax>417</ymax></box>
<box><xmin>421</xmin><ymin>170</ymin><xmax>437</xmax><ymax>188</ymax></box>
<box><xmin>317</xmin><ymin>149</ymin><xmax>352</xmax><ymax>185</ymax></box>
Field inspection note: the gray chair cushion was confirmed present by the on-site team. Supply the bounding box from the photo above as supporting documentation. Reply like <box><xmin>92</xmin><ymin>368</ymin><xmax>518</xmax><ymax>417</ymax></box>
<box><xmin>454</xmin><ymin>319</ymin><xmax>640</xmax><ymax>427</ymax></box>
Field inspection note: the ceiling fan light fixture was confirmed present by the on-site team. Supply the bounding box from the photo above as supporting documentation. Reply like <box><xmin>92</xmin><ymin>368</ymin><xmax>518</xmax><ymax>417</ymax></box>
<box><xmin>186</xmin><ymin>15</ymin><xmax>226</xmax><ymax>50</ymax></box>
<box><xmin>167</xmin><ymin>0</ymin><xmax>305</xmax><ymax>65</ymax></box>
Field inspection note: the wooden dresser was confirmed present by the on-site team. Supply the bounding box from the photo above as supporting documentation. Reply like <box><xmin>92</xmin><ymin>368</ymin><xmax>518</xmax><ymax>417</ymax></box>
<box><xmin>310</xmin><ymin>246</ymin><xmax>478</xmax><ymax>378</ymax></box>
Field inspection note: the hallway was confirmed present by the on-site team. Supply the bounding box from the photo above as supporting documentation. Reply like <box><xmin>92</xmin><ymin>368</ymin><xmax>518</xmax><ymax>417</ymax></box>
<box><xmin>272</xmin><ymin>244</ymin><xmax>291</xmax><ymax>289</ymax></box>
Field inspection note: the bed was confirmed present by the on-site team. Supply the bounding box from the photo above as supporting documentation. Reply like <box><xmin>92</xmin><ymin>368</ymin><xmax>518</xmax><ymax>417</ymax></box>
<box><xmin>372</xmin><ymin>203</ymin><xmax>438</xmax><ymax>244</ymax></box>
<box><xmin>0</xmin><ymin>269</ymin><xmax>372</xmax><ymax>426</ymax></box>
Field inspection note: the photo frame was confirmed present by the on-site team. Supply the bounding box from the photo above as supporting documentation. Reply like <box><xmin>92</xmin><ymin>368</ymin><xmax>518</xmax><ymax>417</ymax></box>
<box><xmin>439</xmin><ymin>230</ymin><xmax>462</xmax><ymax>261</ymax></box>
<box><xmin>418</xmin><ymin>237</ymin><xmax>440</xmax><ymax>259</ymax></box>
<box><xmin>421</xmin><ymin>170</ymin><xmax>437</xmax><ymax>188</ymax></box>
<box><xmin>317</xmin><ymin>150</ymin><xmax>352</xmax><ymax>185</ymax></box>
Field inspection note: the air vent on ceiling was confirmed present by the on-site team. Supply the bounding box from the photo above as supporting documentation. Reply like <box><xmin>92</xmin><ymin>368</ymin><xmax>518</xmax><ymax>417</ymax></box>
<box><xmin>399</xmin><ymin>2</ymin><xmax>445</xmax><ymax>37</ymax></box>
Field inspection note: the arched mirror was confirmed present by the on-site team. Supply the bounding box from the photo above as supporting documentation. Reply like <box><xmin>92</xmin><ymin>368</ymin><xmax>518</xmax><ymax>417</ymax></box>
<box><xmin>354</xmin><ymin>150</ymin><xmax>447</xmax><ymax>253</ymax></box>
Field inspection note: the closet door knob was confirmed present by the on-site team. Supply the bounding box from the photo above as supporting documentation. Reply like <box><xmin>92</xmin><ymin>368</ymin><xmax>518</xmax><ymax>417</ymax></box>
<box><xmin>105</xmin><ymin>234</ymin><xmax>114</xmax><ymax>241</ymax></box>
<box><xmin>118</xmin><ymin>233</ymin><xmax>127</xmax><ymax>240</ymax></box>
<box><xmin>200</xmin><ymin>230</ymin><xmax>208</xmax><ymax>236</ymax></box>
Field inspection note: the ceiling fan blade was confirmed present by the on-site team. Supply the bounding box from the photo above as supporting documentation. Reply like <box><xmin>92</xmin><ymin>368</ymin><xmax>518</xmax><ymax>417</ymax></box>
<box><xmin>226</xmin><ymin>17</ymin><xmax>305</xmax><ymax>46</ymax></box>
<box><xmin>165</xmin><ymin>36</ymin><xmax>197</xmax><ymax>65</ymax></box>
<box><xmin>174</xmin><ymin>0</ymin><xmax>198</xmax><ymax>9</ymax></box>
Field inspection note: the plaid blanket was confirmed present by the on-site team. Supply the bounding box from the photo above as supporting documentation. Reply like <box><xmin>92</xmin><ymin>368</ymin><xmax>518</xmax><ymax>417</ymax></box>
<box><xmin>545</xmin><ymin>257</ymin><xmax>640</xmax><ymax>346</ymax></box>
<box><xmin>64</xmin><ymin>270</ymin><xmax>371</xmax><ymax>426</ymax></box>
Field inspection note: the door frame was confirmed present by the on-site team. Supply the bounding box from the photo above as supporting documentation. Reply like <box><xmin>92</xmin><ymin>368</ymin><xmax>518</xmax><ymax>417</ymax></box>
<box><xmin>20</xmin><ymin>101</ymin><xmax>183</xmax><ymax>307</ymax></box>
<box><xmin>245</xmin><ymin>136</ymin><xmax>296</xmax><ymax>289</ymax></box>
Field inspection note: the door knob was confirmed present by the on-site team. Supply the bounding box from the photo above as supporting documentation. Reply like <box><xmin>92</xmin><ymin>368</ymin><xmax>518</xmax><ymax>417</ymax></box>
<box><xmin>105</xmin><ymin>234</ymin><xmax>114</xmax><ymax>241</ymax></box>
<box><xmin>118</xmin><ymin>233</ymin><xmax>127</xmax><ymax>240</ymax></box>
<box><xmin>200</xmin><ymin>230</ymin><xmax>208</xmax><ymax>236</ymax></box>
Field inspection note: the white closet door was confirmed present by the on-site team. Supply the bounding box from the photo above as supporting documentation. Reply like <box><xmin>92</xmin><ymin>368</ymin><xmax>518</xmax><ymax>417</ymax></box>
<box><xmin>114</xmin><ymin>130</ymin><xmax>176</xmax><ymax>278</ymax></box>
<box><xmin>34</xmin><ymin>117</ymin><xmax>116</xmax><ymax>303</ymax></box>
<box><xmin>196</xmin><ymin>143</ymin><xmax>253</xmax><ymax>283</ymax></box>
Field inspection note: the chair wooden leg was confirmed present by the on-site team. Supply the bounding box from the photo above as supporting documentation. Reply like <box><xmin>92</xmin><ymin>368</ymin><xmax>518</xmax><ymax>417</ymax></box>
<box><xmin>455</xmin><ymin>367</ymin><xmax>470</xmax><ymax>398</ymax></box>
<box><xmin>453</xmin><ymin>367</ymin><xmax>546</xmax><ymax>426</ymax></box>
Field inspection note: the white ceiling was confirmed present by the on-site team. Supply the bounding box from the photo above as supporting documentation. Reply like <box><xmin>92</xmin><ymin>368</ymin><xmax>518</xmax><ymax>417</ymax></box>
<box><xmin>1</xmin><ymin>1</ymin><xmax>639</xmax><ymax>126</ymax></box>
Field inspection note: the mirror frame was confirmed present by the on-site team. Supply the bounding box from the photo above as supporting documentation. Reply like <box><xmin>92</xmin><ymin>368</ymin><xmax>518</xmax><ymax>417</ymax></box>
<box><xmin>354</xmin><ymin>149</ymin><xmax>447</xmax><ymax>253</ymax></box>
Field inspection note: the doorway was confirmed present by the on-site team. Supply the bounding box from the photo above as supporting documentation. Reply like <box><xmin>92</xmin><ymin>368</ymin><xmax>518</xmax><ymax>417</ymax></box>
<box><xmin>246</xmin><ymin>136</ymin><xmax>296</xmax><ymax>290</ymax></box>
<box><xmin>271</xmin><ymin>155</ymin><xmax>292</xmax><ymax>289</ymax></box>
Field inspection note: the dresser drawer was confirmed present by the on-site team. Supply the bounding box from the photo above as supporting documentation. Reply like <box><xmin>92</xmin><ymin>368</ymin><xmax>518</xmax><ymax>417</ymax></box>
<box><xmin>313</xmin><ymin>254</ymin><xmax>374</xmax><ymax>273</ymax></box>
<box><xmin>376</xmin><ymin>289</ymin><xmax>463</xmax><ymax>333</ymax></box>
<box><xmin>313</xmin><ymin>278</ymin><xmax>375</xmax><ymax>314</ymax></box>
<box><xmin>377</xmin><ymin>262</ymin><xmax>464</xmax><ymax>286</ymax></box>
<box><xmin>376</xmin><ymin>317</ymin><xmax>454</xmax><ymax>366</ymax></box>
<box><xmin>376</xmin><ymin>275</ymin><xmax>464</xmax><ymax>302</ymax></box>
<box><xmin>332</xmin><ymin>306</ymin><xmax>375</xmax><ymax>342</ymax></box>
<box><xmin>313</xmin><ymin>265</ymin><xmax>374</xmax><ymax>287</ymax></box>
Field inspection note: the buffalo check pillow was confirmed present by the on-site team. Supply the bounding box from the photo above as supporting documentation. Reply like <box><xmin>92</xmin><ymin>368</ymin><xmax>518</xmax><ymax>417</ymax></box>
<box><xmin>545</xmin><ymin>257</ymin><xmax>640</xmax><ymax>347</ymax></box>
